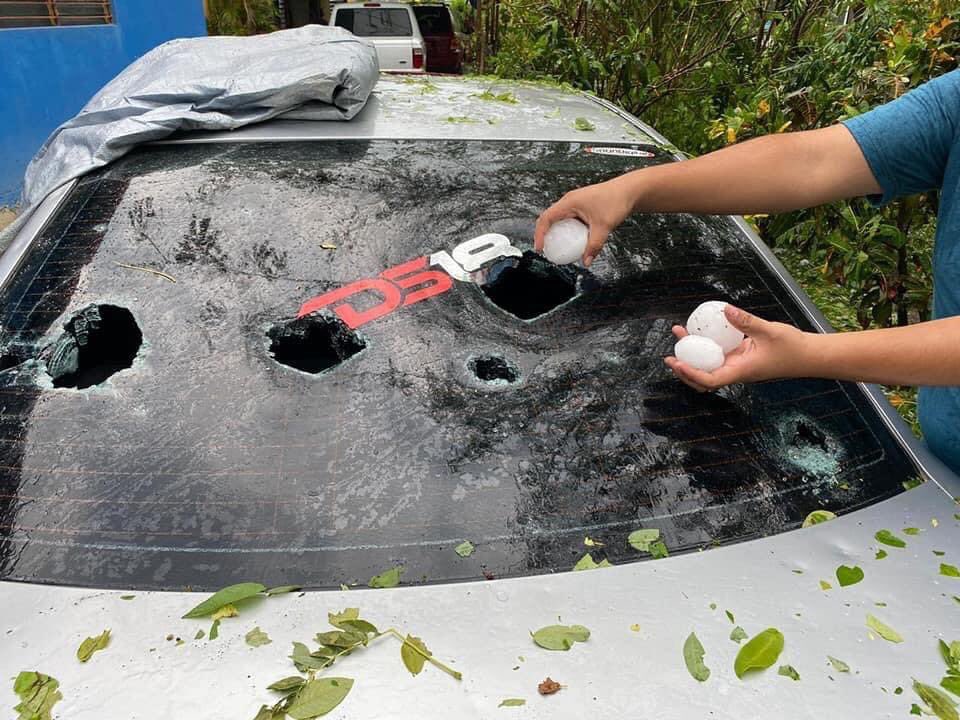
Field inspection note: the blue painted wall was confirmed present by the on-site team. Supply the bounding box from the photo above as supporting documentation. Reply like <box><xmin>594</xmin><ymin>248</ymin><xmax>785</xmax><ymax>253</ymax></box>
<box><xmin>0</xmin><ymin>1</ymin><xmax>207</xmax><ymax>205</ymax></box>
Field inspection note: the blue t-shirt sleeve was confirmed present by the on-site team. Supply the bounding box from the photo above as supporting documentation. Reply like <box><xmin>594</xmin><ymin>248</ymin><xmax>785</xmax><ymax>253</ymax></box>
<box><xmin>841</xmin><ymin>69</ymin><xmax>960</xmax><ymax>205</ymax></box>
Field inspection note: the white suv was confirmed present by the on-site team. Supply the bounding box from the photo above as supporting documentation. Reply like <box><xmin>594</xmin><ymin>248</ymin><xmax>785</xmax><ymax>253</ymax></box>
<box><xmin>330</xmin><ymin>2</ymin><xmax>425</xmax><ymax>72</ymax></box>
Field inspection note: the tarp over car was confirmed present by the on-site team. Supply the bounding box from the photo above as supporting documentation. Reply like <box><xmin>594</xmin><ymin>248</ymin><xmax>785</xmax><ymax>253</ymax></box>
<box><xmin>21</xmin><ymin>25</ymin><xmax>379</xmax><ymax>208</ymax></box>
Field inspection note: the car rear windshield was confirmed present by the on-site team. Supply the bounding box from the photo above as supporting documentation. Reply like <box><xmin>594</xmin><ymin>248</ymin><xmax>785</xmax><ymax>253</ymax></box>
<box><xmin>412</xmin><ymin>5</ymin><xmax>453</xmax><ymax>34</ymax></box>
<box><xmin>0</xmin><ymin>139</ymin><xmax>918</xmax><ymax>590</ymax></box>
<box><xmin>334</xmin><ymin>7</ymin><xmax>412</xmax><ymax>37</ymax></box>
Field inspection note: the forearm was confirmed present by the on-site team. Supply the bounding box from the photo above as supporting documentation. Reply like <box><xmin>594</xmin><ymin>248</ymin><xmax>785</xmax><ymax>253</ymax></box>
<box><xmin>615</xmin><ymin>125</ymin><xmax>882</xmax><ymax>216</ymax></box>
<box><xmin>800</xmin><ymin>318</ymin><xmax>960</xmax><ymax>386</ymax></box>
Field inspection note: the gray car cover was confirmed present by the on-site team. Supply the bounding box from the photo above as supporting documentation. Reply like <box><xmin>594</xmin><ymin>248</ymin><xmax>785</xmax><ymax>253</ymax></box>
<box><xmin>21</xmin><ymin>25</ymin><xmax>379</xmax><ymax>208</ymax></box>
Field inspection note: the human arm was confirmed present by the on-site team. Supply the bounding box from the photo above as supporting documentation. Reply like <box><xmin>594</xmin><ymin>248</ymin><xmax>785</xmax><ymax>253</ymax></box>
<box><xmin>666</xmin><ymin>304</ymin><xmax>960</xmax><ymax>392</ymax></box>
<box><xmin>534</xmin><ymin>124</ymin><xmax>880</xmax><ymax>265</ymax></box>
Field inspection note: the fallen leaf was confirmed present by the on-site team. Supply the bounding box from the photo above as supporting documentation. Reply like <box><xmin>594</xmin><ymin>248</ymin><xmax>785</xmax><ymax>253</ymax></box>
<box><xmin>650</xmin><ymin>540</ymin><xmax>669</xmax><ymax>559</ymax></box>
<box><xmin>369</xmin><ymin>566</ymin><xmax>402</xmax><ymax>588</ymax></box>
<box><xmin>802</xmin><ymin>510</ymin><xmax>837</xmax><ymax>528</ymax></box>
<box><xmin>627</xmin><ymin>529</ymin><xmax>660</xmax><ymax>551</ymax></box>
<box><xmin>876</xmin><ymin>549</ymin><xmax>888</xmax><ymax>560</ymax></box>
<box><xmin>400</xmin><ymin>635</ymin><xmax>431</xmax><ymax>676</ymax></box>
<box><xmin>820</xmin><ymin>580</ymin><xmax>833</xmax><ymax>590</ymax></box>
<box><xmin>904</xmin><ymin>527</ymin><xmax>922</xmax><ymax>536</ymax></box>
<box><xmin>286</xmin><ymin>677</ymin><xmax>354</xmax><ymax>719</ymax></box>
<box><xmin>942</xmin><ymin>676</ymin><xmax>960</xmax><ymax>697</ymax></box>
<box><xmin>212</xmin><ymin>604</ymin><xmax>239</xmax><ymax>620</ymax></box>
<box><xmin>13</xmin><ymin>671</ymin><xmax>62</xmax><ymax>720</ymax></box>
<box><xmin>914</xmin><ymin>679</ymin><xmax>959</xmax><ymax>720</ymax></box>
<box><xmin>942</xmin><ymin>564</ymin><xmax>960</xmax><ymax>578</ymax></box>
<box><xmin>183</xmin><ymin>582</ymin><xmax>266</xmax><ymax>619</ymax></box>
<box><xmin>499</xmin><ymin>698</ymin><xmax>526</xmax><ymax>707</ymax></box>
<box><xmin>531</xmin><ymin>624</ymin><xmax>590</xmax><ymax>651</ymax></box>
<box><xmin>827</xmin><ymin>655</ymin><xmax>850</xmax><ymax>673</ymax></box>
<box><xmin>836</xmin><ymin>565</ymin><xmax>864</xmax><ymax>587</ymax></box>
<box><xmin>538</xmin><ymin>677</ymin><xmax>562</xmax><ymax>695</ymax></box>
<box><xmin>120</xmin><ymin>595</ymin><xmax>135</xmax><ymax>600</ymax></box>
<box><xmin>194</xmin><ymin>629</ymin><xmax>205</xmax><ymax>640</ymax></box>
<box><xmin>209</xmin><ymin>619</ymin><xmax>221</xmax><ymax>640</ymax></box>
<box><xmin>730</xmin><ymin>626</ymin><xmax>748</xmax><ymax>644</ymax></box>
<box><xmin>866</xmin><ymin>614</ymin><xmax>903</xmax><ymax>643</ymax></box>
<box><xmin>76</xmin><ymin>629</ymin><xmax>110</xmax><ymax>663</ymax></box>
<box><xmin>246</xmin><ymin>627</ymin><xmax>272</xmax><ymax>648</ymax></box>
<box><xmin>573</xmin><ymin>552</ymin><xmax>612</xmax><ymax>571</ymax></box>
<box><xmin>583</xmin><ymin>536</ymin><xmax>604</xmax><ymax>547</ymax></box>
<box><xmin>454</xmin><ymin>541</ymin><xmax>475</xmax><ymax>558</ymax></box>
<box><xmin>875</xmin><ymin>530</ymin><xmax>907</xmax><ymax>548</ymax></box>
<box><xmin>630</xmin><ymin>624</ymin><xmax>641</xmax><ymax>632</ymax></box>
<box><xmin>265</xmin><ymin>585</ymin><xmax>302</xmax><ymax>596</ymax></box>
<box><xmin>573</xmin><ymin>117</ymin><xmax>595</xmax><ymax>131</ymax></box>
<box><xmin>725</xmin><ymin>610</ymin><xmax>735</xmax><ymax>624</ymax></box>
<box><xmin>683</xmin><ymin>632</ymin><xmax>711</xmax><ymax>682</ymax></box>
<box><xmin>267</xmin><ymin>676</ymin><xmax>306</xmax><ymax>692</ymax></box>
<box><xmin>734</xmin><ymin>628</ymin><xmax>784</xmax><ymax>678</ymax></box>
<box><xmin>778</xmin><ymin>665</ymin><xmax>800</xmax><ymax>681</ymax></box>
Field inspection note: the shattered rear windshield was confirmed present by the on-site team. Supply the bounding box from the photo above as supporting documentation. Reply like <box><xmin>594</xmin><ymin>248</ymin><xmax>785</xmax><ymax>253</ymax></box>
<box><xmin>0</xmin><ymin>140</ymin><xmax>917</xmax><ymax>590</ymax></box>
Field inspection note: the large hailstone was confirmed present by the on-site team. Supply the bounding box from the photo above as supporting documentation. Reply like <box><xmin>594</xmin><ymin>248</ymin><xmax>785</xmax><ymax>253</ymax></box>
<box><xmin>674</xmin><ymin>335</ymin><xmax>725</xmax><ymax>372</ymax></box>
<box><xmin>543</xmin><ymin>218</ymin><xmax>589</xmax><ymax>265</ymax></box>
<box><xmin>685</xmin><ymin>300</ymin><xmax>744</xmax><ymax>353</ymax></box>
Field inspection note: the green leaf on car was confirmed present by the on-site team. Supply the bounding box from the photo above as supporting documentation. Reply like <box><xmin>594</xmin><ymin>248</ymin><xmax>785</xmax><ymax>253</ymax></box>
<box><xmin>531</xmin><ymin>624</ymin><xmax>591</xmax><ymax>651</ymax></box>
<box><xmin>573</xmin><ymin>552</ymin><xmax>612</xmax><ymax>571</ymax></box>
<box><xmin>730</xmin><ymin>626</ymin><xmax>748</xmax><ymax>644</ymax></box>
<box><xmin>836</xmin><ymin>565</ymin><xmax>864</xmax><ymax>587</ymax></box>
<box><xmin>368</xmin><ymin>566</ymin><xmax>402</xmax><ymax>588</ymax></box>
<box><xmin>285</xmin><ymin>677</ymin><xmax>354</xmax><ymax>719</ymax></box>
<box><xmin>182</xmin><ymin>582</ymin><xmax>266</xmax><ymax>618</ymax></box>
<box><xmin>819</xmin><ymin>580</ymin><xmax>833</xmax><ymax>590</ymax></box>
<box><xmin>400</xmin><ymin>635</ymin><xmax>431</xmax><ymax>676</ymax></box>
<box><xmin>76</xmin><ymin>629</ymin><xmax>111</xmax><ymax>662</ymax></box>
<box><xmin>778</xmin><ymin>665</ymin><xmax>800</xmax><ymax>681</ymax></box>
<box><xmin>802</xmin><ymin>510</ymin><xmax>836</xmax><ymax>528</ymax></box>
<box><xmin>573</xmin><ymin>117</ymin><xmax>595</xmax><ymax>131</ymax></box>
<box><xmin>627</xmin><ymin>528</ymin><xmax>660</xmax><ymax>551</ymax></box>
<box><xmin>904</xmin><ymin>527</ymin><xmax>922</xmax><ymax>535</ymax></box>
<box><xmin>246</xmin><ymin>627</ymin><xmax>272</xmax><ymax>647</ymax></box>
<box><xmin>866</xmin><ymin>614</ymin><xmax>903</xmax><ymax>643</ymax></box>
<box><xmin>876</xmin><ymin>549</ymin><xmax>888</xmax><ymax>560</ymax></box>
<box><xmin>827</xmin><ymin>655</ymin><xmax>850</xmax><ymax>673</ymax></box>
<box><xmin>875</xmin><ymin>529</ymin><xmax>906</xmax><ymax>548</ymax></box>
<box><xmin>649</xmin><ymin>540</ymin><xmax>669</xmax><ymax>559</ymax></box>
<box><xmin>13</xmin><ymin>672</ymin><xmax>62</xmax><ymax>720</ymax></box>
<box><xmin>734</xmin><ymin>628</ymin><xmax>784</xmax><ymax>679</ymax></box>
<box><xmin>914</xmin><ymin>680</ymin><xmax>959</xmax><ymax>720</ymax></box>
<box><xmin>683</xmin><ymin>632</ymin><xmax>710</xmax><ymax>682</ymax></box>
<box><xmin>725</xmin><ymin>610</ymin><xmax>735</xmax><ymax>624</ymax></box>
<box><xmin>209</xmin><ymin>619</ymin><xmax>221</xmax><ymax>640</ymax></box>
<box><xmin>454</xmin><ymin>541</ymin><xmax>475</xmax><ymax>558</ymax></box>
<box><xmin>268</xmin><ymin>676</ymin><xmax>306</xmax><ymax>693</ymax></box>
<box><xmin>942</xmin><ymin>564</ymin><xmax>960</xmax><ymax>578</ymax></box>
<box><xmin>942</xmin><ymin>676</ymin><xmax>960</xmax><ymax>698</ymax></box>
<box><xmin>265</xmin><ymin>585</ymin><xmax>301</xmax><ymax>596</ymax></box>
<box><xmin>499</xmin><ymin>698</ymin><xmax>526</xmax><ymax>707</ymax></box>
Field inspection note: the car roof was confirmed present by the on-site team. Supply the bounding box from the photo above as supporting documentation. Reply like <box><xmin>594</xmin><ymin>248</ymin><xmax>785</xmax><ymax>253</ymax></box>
<box><xmin>159</xmin><ymin>75</ymin><xmax>663</xmax><ymax>147</ymax></box>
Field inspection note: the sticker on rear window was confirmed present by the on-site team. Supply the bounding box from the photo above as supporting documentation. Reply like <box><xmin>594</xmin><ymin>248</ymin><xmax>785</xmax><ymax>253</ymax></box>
<box><xmin>584</xmin><ymin>146</ymin><xmax>655</xmax><ymax>158</ymax></box>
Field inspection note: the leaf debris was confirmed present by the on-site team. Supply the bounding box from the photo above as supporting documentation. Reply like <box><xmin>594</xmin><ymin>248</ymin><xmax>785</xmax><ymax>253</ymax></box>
<box><xmin>538</xmin><ymin>677</ymin><xmax>562</xmax><ymax>695</ymax></box>
<box><xmin>499</xmin><ymin>698</ymin><xmax>526</xmax><ymax>707</ymax></box>
<box><xmin>246</xmin><ymin>627</ymin><xmax>272</xmax><ymax>648</ymax></box>
<box><xmin>454</xmin><ymin>540</ymin><xmax>475</xmax><ymax>557</ymax></box>
<box><xmin>866</xmin><ymin>614</ymin><xmax>903</xmax><ymax>643</ymax></box>
<box><xmin>368</xmin><ymin>566</ymin><xmax>402</xmax><ymax>588</ymax></box>
<box><xmin>531</xmin><ymin>624</ymin><xmax>590</xmax><ymax>651</ymax></box>
<box><xmin>734</xmin><ymin>628</ymin><xmax>784</xmax><ymax>679</ymax></box>
<box><xmin>76</xmin><ymin>629</ymin><xmax>111</xmax><ymax>663</ymax></box>
<box><xmin>13</xmin><ymin>672</ymin><xmax>62</xmax><ymax>720</ymax></box>
<box><xmin>683</xmin><ymin>632</ymin><xmax>710</xmax><ymax>682</ymax></box>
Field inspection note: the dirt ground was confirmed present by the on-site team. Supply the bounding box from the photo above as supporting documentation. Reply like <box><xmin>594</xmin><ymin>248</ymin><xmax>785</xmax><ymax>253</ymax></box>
<box><xmin>0</xmin><ymin>208</ymin><xmax>17</xmax><ymax>232</ymax></box>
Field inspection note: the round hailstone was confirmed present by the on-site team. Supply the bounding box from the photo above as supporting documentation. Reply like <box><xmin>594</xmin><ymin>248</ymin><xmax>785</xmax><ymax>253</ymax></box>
<box><xmin>685</xmin><ymin>300</ymin><xmax>744</xmax><ymax>353</ymax></box>
<box><xmin>674</xmin><ymin>335</ymin><xmax>725</xmax><ymax>372</ymax></box>
<box><xmin>543</xmin><ymin>218</ymin><xmax>589</xmax><ymax>265</ymax></box>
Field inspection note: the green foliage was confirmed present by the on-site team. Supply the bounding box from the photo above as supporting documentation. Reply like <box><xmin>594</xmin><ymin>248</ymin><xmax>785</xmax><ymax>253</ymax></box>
<box><xmin>484</xmin><ymin>0</ymin><xmax>958</xmax><ymax>434</ymax></box>
<box><xmin>207</xmin><ymin>0</ymin><xmax>279</xmax><ymax>36</ymax></box>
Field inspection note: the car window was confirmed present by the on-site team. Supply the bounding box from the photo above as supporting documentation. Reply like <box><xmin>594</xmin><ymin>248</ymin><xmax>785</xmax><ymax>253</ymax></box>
<box><xmin>334</xmin><ymin>7</ymin><xmax>412</xmax><ymax>37</ymax></box>
<box><xmin>412</xmin><ymin>5</ymin><xmax>453</xmax><ymax>34</ymax></box>
<box><xmin>0</xmin><ymin>140</ymin><xmax>918</xmax><ymax>590</ymax></box>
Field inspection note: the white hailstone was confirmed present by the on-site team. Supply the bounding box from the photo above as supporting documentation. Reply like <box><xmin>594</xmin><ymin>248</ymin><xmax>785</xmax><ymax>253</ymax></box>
<box><xmin>543</xmin><ymin>218</ymin><xmax>589</xmax><ymax>265</ymax></box>
<box><xmin>674</xmin><ymin>335</ymin><xmax>725</xmax><ymax>372</ymax></box>
<box><xmin>685</xmin><ymin>300</ymin><xmax>744</xmax><ymax>353</ymax></box>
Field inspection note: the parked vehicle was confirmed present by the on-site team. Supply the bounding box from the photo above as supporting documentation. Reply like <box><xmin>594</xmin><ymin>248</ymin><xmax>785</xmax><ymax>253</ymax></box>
<box><xmin>2</xmin><ymin>76</ymin><xmax>958</xmax><ymax>719</ymax></box>
<box><xmin>331</xmin><ymin>2</ymin><xmax>425</xmax><ymax>72</ymax></box>
<box><xmin>411</xmin><ymin>3</ymin><xmax>463</xmax><ymax>73</ymax></box>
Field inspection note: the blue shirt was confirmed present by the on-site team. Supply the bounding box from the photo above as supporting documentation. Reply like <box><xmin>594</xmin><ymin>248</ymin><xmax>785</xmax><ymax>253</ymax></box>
<box><xmin>841</xmin><ymin>69</ymin><xmax>960</xmax><ymax>476</ymax></box>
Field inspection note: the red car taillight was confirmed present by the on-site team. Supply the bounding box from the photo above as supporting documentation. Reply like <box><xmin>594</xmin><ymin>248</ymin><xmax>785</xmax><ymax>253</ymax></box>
<box><xmin>413</xmin><ymin>47</ymin><xmax>424</xmax><ymax>69</ymax></box>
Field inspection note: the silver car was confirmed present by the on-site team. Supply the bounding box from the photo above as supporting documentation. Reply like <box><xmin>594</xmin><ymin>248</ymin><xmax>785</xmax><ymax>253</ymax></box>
<box><xmin>2</xmin><ymin>76</ymin><xmax>959</xmax><ymax>720</ymax></box>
